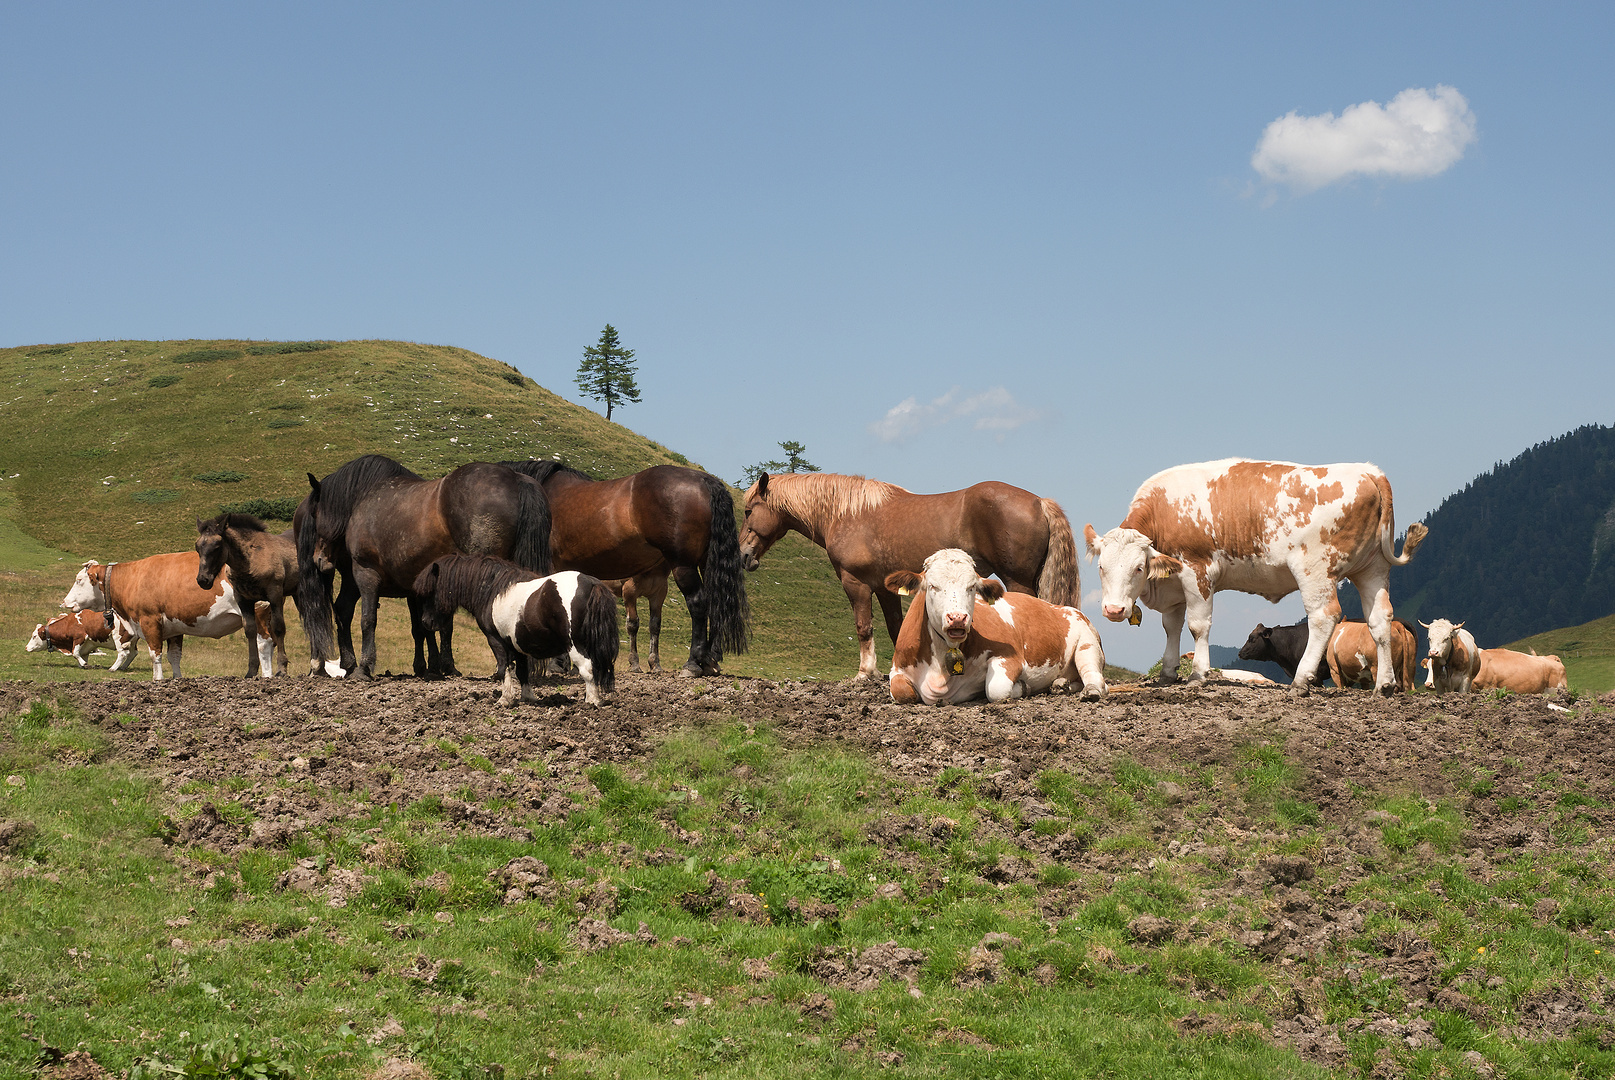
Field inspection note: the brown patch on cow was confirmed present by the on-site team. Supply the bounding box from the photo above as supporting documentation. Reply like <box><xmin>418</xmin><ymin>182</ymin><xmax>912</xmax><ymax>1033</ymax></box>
<box><xmin>1327</xmin><ymin>620</ymin><xmax>1418</xmax><ymax>691</ymax></box>
<box><xmin>1319</xmin><ymin>475</ymin><xmax>1383</xmax><ymax>578</ymax></box>
<box><xmin>1475</xmin><ymin>649</ymin><xmax>1568</xmax><ymax>694</ymax></box>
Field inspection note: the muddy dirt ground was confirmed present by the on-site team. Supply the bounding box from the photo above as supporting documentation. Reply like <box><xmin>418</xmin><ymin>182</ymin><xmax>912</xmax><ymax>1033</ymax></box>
<box><xmin>10</xmin><ymin>671</ymin><xmax>1615</xmax><ymax>1073</ymax></box>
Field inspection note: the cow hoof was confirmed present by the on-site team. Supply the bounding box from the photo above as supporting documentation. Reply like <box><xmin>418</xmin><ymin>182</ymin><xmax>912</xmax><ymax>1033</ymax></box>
<box><xmin>1289</xmin><ymin>682</ymin><xmax>1311</xmax><ymax>699</ymax></box>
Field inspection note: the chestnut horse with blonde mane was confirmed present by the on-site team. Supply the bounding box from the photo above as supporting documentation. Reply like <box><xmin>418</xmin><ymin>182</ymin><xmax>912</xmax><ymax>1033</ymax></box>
<box><xmin>739</xmin><ymin>472</ymin><xmax>1080</xmax><ymax>679</ymax></box>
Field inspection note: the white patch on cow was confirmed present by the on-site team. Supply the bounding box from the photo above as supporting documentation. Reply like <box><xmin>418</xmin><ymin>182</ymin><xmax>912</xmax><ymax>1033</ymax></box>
<box><xmin>984</xmin><ymin>657</ymin><xmax>1021</xmax><ymax>702</ymax></box>
<box><xmin>62</xmin><ymin>563</ymin><xmax>106</xmax><ymax>612</ymax></box>
<box><xmin>26</xmin><ymin>626</ymin><xmax>47</xmax><ymax>652</ymax></box>
<box><xmin>992</xmin><ymin>597</ymin><xmax>1015</xmax><ymax>626</ymax></box>
<box><xmin>161</xmin><ymin>582</ymin><xmax>245</xmax><ymax>640</ymax></box>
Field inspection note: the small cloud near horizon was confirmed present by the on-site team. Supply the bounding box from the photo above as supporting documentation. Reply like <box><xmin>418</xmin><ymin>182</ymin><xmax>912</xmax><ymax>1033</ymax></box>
<box><xmin>869</xmin><ymin>386</ymin><xmax>1044</xmax><ymax>444</ymax></box>
<box><xmin>1252</xmin><ymin>85</ymin><xmax>1476</xmax><ymax>193</ymax></box>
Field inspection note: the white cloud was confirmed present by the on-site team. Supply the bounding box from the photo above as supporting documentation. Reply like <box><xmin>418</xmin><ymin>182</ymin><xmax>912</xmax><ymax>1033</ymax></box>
<box><xmin>869</xmin><ymin>386</ymin><xmax>1044</xmax><ymax>444</ymax></box>
<box><xmin>1251</xmin><ymin>85</ymin><xmax>1476</xmax><ymax>191</ymax></box>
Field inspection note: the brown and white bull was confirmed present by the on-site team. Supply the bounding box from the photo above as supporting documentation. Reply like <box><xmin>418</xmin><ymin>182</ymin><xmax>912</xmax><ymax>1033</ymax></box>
<box><xmin>1475</xmin><ymin>648</ymin><xmax>1567</xmax><ymax>694</ymax></box>
<box><xmin>1421</xmin><ymin>618</ymin><xmax>1480</xmax><ymax>694</ymax></box>
<box><xmin>885</xmin><ymin>548</ymin><xmax>1107</xmax><ymax>705</ymax></box>
<box><xmin>1326</xmin><ymin>618</ymin><xmax>1419</xmax><ymax>692</ymax></box>
<box><xmin>24</xmin><ymin>610</ymin><xmax>132</xmax><ymax>668</ymax></box>
<box><xmin>1085</xmin><ymin>459</ymin><xmax>1427</xmax><ymax>696</ymax></box>
<box><xmin>62</xmin><ymin>555</ymin><xmax>267</xmax><ymax>680</ymax></box>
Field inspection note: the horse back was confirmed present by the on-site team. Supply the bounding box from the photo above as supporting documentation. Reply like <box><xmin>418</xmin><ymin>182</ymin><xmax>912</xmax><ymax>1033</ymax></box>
<box><xmin>831</xmin><ymin>482</ymin><xmax>1050</xmax><ymax>585</ymax></box>
<box><xmin>548</xmin><ymin>465</ymin><xmax>710</xmax><ymax>575</ymax></box>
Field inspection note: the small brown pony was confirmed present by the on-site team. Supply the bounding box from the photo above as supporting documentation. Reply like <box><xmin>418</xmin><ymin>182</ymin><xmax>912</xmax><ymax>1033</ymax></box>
<box><xmin>501</xmin><ymin>461</ymin><xmax>748</xmax><ymax>677</ymax></box>
<box><xmin>196</xmin><ymin>514</ymin><xmax>299</xmax><ymax>677</ymax></box>
<box><xmin>739</xmin><ymin>472</ymin><xmax>1080</xmax><ymax>679</ymax></box>
<box><xmin>602</xmin><ymin>562</ymin><xmax>670</xmax><ymax>672</ymax></box>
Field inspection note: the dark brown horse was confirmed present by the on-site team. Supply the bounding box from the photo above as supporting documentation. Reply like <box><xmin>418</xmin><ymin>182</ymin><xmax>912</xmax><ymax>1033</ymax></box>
<box><xmin>500</xmin><ymin>461</ymin><xmax>748</xmax><ymax>676</ymax></box>
<box><xmin>738</xmin><ymin>472</ymin><xmax>1079</xmax><ymax>679</ymax></box>
<box><xmin>196</xmin><ymin>513</ymin><xmax>300</xmax><ymax>678</ymax></box>
<box><xmin>295</xmin><ymin>455</ymin><xmax>552</xmax><ymax>680</ymax></box>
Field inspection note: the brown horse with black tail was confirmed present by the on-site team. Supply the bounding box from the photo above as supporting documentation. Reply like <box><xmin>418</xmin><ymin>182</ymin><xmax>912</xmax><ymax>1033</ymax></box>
<box><xmin>499</xmin><ymin>461</ymin><xmax>749</xmax><ymax>677</ymax></box>
<box><xmin>738</xmin><ymin>472</ymin><xmax>1080</xmax><ymax>679</ymax></box>
<box><xmin>295</xmin><ymin>455</ymin><xmax>552</xmax><ymax>680</ymax></box>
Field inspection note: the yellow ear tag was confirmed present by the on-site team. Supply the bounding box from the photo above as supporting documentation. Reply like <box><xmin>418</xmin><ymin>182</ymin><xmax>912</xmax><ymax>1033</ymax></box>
<box><xmin>1128</xmin><ymin>604</ymin><xmax>1142</xmax><ymax>626</ymax></box>
<box><xmin>896</xmin><ymin>586</ymin><xmax>911</xmax><ymax>597</ymax></box>
<box><xmin>946</xmin><ymin>647</ymin><xmax>965</xmax><ymax>675</ymax></box>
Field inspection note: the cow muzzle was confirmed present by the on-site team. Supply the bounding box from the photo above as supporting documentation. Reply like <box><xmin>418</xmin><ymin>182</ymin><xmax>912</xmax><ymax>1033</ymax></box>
<box><xmin>944</xmin><ymin>612</ymin><xmax>970</xmax><ymax>641</ymax></box>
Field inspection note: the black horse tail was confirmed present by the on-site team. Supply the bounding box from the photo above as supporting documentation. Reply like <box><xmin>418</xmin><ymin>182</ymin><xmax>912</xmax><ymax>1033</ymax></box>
<box><xmin>295</xmin><ymin>475</ymin><xmax>336</xmax><ymax>667</ymax></box>
<box><xmin>512</xmin><ymin>475</ymin><xmax>553</xmax><ymax>576</ymax></box>
<box><xmin>699</xmin><ymin>474</ymin><xmax>751</xmax><ymax>655</ymax></box>
<box><xmin>576</xmin><ymin>577</ymin><xmax>620</xmax><ymax>695</ymax></box>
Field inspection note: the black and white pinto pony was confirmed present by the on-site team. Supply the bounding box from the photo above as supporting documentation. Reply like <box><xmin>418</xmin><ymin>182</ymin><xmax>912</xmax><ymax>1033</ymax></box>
<box><xmin>414</xmin><ymin>554</ymin><xmax>619</xmax><ymax>707</ymax></box>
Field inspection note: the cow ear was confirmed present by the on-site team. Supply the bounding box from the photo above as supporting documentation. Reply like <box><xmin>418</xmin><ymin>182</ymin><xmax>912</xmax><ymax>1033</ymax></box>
<box><xmin>978</xmin><ymin>580</ymin><xmax>1006</xmax><ymax>602</ymax></box>
<box><xmin>885</xmin><ymin>570</ymin><xmax>923</xmax><ymax>596</ymax></box>
<box><xmin>1149</xmin><ymin>554</ymin><xmax>1183</xmax><ymax>579</ymax></box>
<box><xmin>1083</xmin><ymin>524</ymin><xmax>1102</xmax><ymax>558</ymax></box>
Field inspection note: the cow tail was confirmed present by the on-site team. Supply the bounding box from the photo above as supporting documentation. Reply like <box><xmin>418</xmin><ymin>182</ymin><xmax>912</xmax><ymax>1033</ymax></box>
<box><xmin>577</xmin><ymin>579</ymin><xmax>620</xmax><ymax>694</ymax></box>
<box><xmin>700</xmin><ymin>474</ymin><xmax>751</xmax><ymax>654</ymax></box>
<box><xmin>295</xmin><ymin>479</ymin><xmax>336</xmax><ymax>665</ymax></box>
<box><xmin>513</xmin><ymin>476</ymin><xmax>553</xmax><ymax>575</ymax></box>
<box><xmin>1375</xmin><ymin>473</ymin><xmax>1428</xmax><ymax>566</ymax></box>
<box><xmin>1037</xmin><ymin>498</ymin><xmax>1080</xmax><ymax>607</ymax></box>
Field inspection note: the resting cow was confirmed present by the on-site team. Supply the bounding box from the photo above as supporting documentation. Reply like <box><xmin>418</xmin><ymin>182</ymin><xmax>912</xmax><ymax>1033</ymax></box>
<box><xmin>1327</xmin><ymin>618</ymin><xmax>1419</xmax><ymax>692</ymax></box>
<box><xmin>1422</xmin><ymin>619</ymin><xmax>1480</xmax><ymax>695</ymax></box>
<box><xmin>62</xmin><ymin>555</ymin><xmax>265</xmax><ymax>680</ymax></box>
<box><xmin>1474</xmin><ymin>648</ymin><xmax>1568</xmax><ymax>694</ymax></box>
<box><xmin>886</xmin><ymin>548</ymin><xmax>1106</xmax><ymax>706</ymax></box>
<box><xmin>25</xmin><ymin>610</ymin><xmax>130</xmax><ymax>668</ymax></box>
<box><xmin>1086</xmin><ymin>459</ymin><xmax>1426</xmax><ymax>696</ymax></box>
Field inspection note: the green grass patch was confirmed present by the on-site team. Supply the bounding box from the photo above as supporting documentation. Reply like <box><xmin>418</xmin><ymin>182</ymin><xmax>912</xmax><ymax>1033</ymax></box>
<box><xmin>218</xmin><ymin>496</ymin><xmax>303</xmax><ymax>521</ymax></box>
<box><xmin>146</xmin><ymin>373</ymin><xmax>181</xmax><ymax>388</ymax></box>
<box><xmin>129</xmin><ymin>489</ymin><xmax>182</xmax><ymax>504</ymax></box>
<box><xmin>170</xmin><ymin>348</ymin><xmax>241</xmax><ymax>364</ymax></box>
<box><xmin>246</xmin><ymin>341</ymin><xmax>334</xmax><ymax>356</ymax></box>
<box><xmin>266</xmin><ymin>418</ymin><xmax>304</xmax><ymax>429</ymax></box>
<box><xmin>193</xmin><ymin>470</ymin><xmax>249</xmax><ymax>484</ymax></box>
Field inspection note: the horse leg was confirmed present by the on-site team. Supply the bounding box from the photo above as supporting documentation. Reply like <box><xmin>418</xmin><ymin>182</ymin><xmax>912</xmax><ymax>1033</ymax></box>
<box><xmin>623</xmin><ymin>591</ymin><xmax>642</xmax><ymax>673</ymax></box>
<box><xmin>646</xmin><ymin>584</ymin><xmax>665</xmax><ymax>673</ymax></box>
<box><xmin>500</xmin><ymin>647</ymin><xmax>522</xmax><ymax>707</ymax></box>
<box><xmin>840</xmin><ymin>572</ymin><xmax>879</xmax><ymax>680</ymax></box>
<box><xmin>352</xmin><ymin>566</ymin><xmax>382</xmax><ymax>680</ymax></box>
<box><xmin>241</xmin><ymin>600</ymin><xmax>263</xmax><ymax>679</ymax></box>
<box><xmin>268</xmin><ymin>596</ymin><xmax>289</xmax><ymax>677</ymax></box>
<box><xmin>332</xmin><ymin>573</ymin><xmax>360</xmax><ymax>676</ymax></box>
<box><xmin>518</xmin><ymin>653</ymin><xmax>538</xmax><ymax>704</ymax></box>
<box><xmin>406</xmin><ymin>597</ymin><xmax>435</xmax><ymax>679</ymax></box>
<box><xmin>438</xmin><ymin>615</ymin><xmax>460</xmax><ymax>678</ymax></box>
<box><xmin>673</xmin><ymin>565</ymin><xmax>712</xmax><ymax>677</ymax></box>
<box><xmin>875</xmin><ymin>588</ymin><xmax>904</xmax><ymax>649</ymax></box>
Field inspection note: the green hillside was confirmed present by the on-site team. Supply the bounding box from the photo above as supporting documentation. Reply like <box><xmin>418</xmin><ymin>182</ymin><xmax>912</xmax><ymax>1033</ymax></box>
<box><xmin>0</xmin><ymin>339</ymin><xmax>864</xmax><ymax>681</ymax></box>
<box><xmin>1505</xmin><ymin>611</ymin><xmax>1615</xmax><ymax>694</ymax></box>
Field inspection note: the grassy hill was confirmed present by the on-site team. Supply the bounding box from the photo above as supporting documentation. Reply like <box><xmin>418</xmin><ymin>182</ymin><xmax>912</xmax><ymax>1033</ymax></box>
<box><xmin>1505</xmin><ymin>611</ymin><xmax>1615</xmax><ymax>694</ymax></box>
<box><xmin>0</xmin><ymin>339</ymin><xmax>866</xmax><ymax>682</ymax></box>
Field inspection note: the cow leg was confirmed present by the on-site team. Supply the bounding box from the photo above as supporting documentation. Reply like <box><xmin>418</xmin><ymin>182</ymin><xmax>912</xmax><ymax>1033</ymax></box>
<box><xmin>1351</xmin><ymin>571</ymin><xmax>1397</xmax><ymax>695</ymax></box>
<box><xmin>1072</xmin><ymin>623</ymin><xmax>1108</xmax><ymax>700</ymax></box>
<box><xmin>1290</xmin><ymin>580</ymin><xmax>1340</xmax><ymax>698</ymax></box>
<box><xmin>267</xmin><ymin>597</ymin><xmax>289</xmax><ymax>677</ymax></box>
<box><xmin>72</xmin><ymin>639</ymin><xmax>92</xmax><ymax>668</ymax></box>
<box><xmin>1183</xmin><ymin>592</ymin><xmax>1214</xmax><ymax>684</ymax></box>
<box><xmin>140</xmin><ymin>618</ymin><xmax>166</xmax><ymax>680</ymax></box>
<box><xmin>110</xmin><ymin>620</ymin><xmax>138</xmax><ymax>672</ymax></box>
<box><xmin>839</xmin><ymin>572</ymin><xmax>880</xmax><ymax>680</ymax></box>
<box><xmin>167</xmin><ymin>635</ymin><xmax>184</xmax><ymax>680</ymax></box>
<box><xmin>1157</xmin><ymin>601</ymin><xmax>1187</xmax><ymax>684</ymax></box>
<box><xmin>985</xmin><ymin>656</ymin><xmax>1025</xmax><ymax>703</ymax></box>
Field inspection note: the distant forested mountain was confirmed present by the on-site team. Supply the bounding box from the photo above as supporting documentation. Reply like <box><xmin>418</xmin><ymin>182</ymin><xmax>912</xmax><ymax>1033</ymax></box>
<box><xmin>1343</xmin><ymin>425</ymin><xmax>1615</xmax><ymax>647</ymax></box>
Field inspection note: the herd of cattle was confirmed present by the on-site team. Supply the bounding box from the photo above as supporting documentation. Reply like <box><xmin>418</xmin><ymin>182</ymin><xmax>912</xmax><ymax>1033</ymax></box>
<box><xmin>27</xmin><ymin>454</ymin><xmax>1570</xmax><ymax>704</ymax></box>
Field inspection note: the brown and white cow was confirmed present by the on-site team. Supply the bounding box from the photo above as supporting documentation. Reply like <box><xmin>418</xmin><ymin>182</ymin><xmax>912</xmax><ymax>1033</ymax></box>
<box><xmin>1421</xmin><ymin>618</ymin><xmax>1480</xmax><ymax>694</ymax></box>
<box><xmin>1085</xmin><ymin>459</ymin><xmax>1426</xmax><ymax>696</ymax></box>
<box><xmin>885</xmin><ymin>548</ymin><xmax>1106</xmax><ymax>705</ymax></box>
<box><xmin>1327</xmin><ymin>618</ymin><xmax>1419</xmax><ymax>692</ymax></box>
<box><xmin>62</xmin><ymin>555</ymin><xmax>264</xmax><ymax>680</ymax></box>
<box><xmin>25</xmin><ymin>610</ymin><xmax>132</xmax><ymax>668</ymax></box>
<box><xmin>1474</xmin><ymin>648</ymin><xmax>1567</xmax><ymax>694</ymax></box>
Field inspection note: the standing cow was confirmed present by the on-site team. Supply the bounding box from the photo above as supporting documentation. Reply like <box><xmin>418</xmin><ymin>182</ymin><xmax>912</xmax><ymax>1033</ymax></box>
<box><xmin>885</xmin><ymin>548</ymin><xmax>1107</xmax><ymax>705</ymax></box>
<box><xmin>1327</xmin><ymin>618</ymin><xmax>1419</xmax><ymax>692</ymax></box>
<box><xmin>1086</xmin><ymin>459</ymin><xmax>1426</xmax><ymax>696</ymax></box>
<box><xmin>1422</xmin><ymin>619</ymin><xmax>1480</xmax><ymax>694</ymax></box>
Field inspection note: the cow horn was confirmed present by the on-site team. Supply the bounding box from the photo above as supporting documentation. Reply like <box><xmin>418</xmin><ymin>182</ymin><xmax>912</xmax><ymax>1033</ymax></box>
<box><xmin>1454</xmin><ymin>621</ymin><xmax>1464</xmax><ymax>629</ymax></box>
<box><xmin>1418</xmin><ymin>619</ymin><xmax>1431</xmax><ymax>628</ymax></box>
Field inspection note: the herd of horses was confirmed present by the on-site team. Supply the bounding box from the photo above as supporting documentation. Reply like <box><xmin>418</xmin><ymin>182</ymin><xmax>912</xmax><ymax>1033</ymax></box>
<box><xmin>31</xmin><ymin>451</ymin><xmax>1570</xmax><ymax>705</ymax></box>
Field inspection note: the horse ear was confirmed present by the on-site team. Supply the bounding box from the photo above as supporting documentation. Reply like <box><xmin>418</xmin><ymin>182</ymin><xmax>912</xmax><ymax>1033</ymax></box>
<box><xmin>756</xmin><ymin>472</ymin><xmax>769</xmax><ymax>496</ymax></box>
<box><xmin>307</xmin><ymin>473</ymin><xmax>320</xmax><ymax>494</ymax></box>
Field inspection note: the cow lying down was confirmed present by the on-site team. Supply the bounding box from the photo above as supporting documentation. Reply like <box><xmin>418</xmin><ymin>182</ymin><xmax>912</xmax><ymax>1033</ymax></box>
<box><xmin>25</xmin><ymin>609</ymin><xmax>131</xmax><ymax>668</ymax></box>
<box><xmin>886</xmin><ymin>548</ymin><xmax>1106</xmax><ymax>705</ymax></box>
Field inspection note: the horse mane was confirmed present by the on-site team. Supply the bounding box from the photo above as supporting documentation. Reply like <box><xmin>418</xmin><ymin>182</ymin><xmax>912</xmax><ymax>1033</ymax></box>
<box><xmin>499</xmin><ymin>459</ymin><xmax>595</xmax><ymax>484</ymax></box>
<box><xmin>313</xmin><ymin>455</ymin><xmax>421</xmax><ymax>534</ymax></box>
<box><xmin>419</xmin><ymin>553</ymin><xmax>542</xmax><ymax>615</ymax></box>
<box><xmin>748</xmin><ymin>472</ymin><xmax>907</xmax><ymax>526</ymax></box>
<box><xmin>201</xmin><ymin>512</ymin><xmax>269</xmax><ymax>535</ymax></box>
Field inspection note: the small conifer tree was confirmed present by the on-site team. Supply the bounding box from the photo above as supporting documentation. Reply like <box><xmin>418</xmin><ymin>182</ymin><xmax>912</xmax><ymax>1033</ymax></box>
<box><xmin>574</xmin><ymin>324</ymin><xmax>641</xmax><ymax>421</ymax></box>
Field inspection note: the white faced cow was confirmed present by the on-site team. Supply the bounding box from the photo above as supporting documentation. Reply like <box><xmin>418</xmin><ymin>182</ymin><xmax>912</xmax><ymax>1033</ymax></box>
<box><xmin>885</xmin><ymin>548</ymin><xmax>1107</xmax><ymax>705</ymax></box>
<box><xmin>1085</xmin><ymin>459</ymin><xmax>1427</xmax><ymax>696</ymax></box>
<box><xmin>1421</xmin><ymin>619</ymin><xmax>1481</xmax><ymax>694</ymax></box>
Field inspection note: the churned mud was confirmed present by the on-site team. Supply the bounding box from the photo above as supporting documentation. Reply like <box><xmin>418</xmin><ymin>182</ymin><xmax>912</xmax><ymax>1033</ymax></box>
<box><xmin>8</xmin><ymin>672</ymin><xmax>1615</xmax><ymax>1073</ymax></box>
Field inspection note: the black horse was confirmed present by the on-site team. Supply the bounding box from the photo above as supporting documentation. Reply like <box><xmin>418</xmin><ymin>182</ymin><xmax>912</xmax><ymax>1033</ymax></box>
<box><xmin>500</xmin><ymin>460</ymin><xmax>749</xmax><ymax>677</ymax></box>
<box><xmin>295</xmin><ymin>455</ymin><xmax>551</xmax><ymax>679</ymax></box>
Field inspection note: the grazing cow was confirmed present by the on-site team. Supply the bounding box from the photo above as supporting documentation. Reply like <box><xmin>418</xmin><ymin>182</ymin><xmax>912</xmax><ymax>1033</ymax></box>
<box><xmin>62</xmin><ymin>555</ymin><xmax>264</xmax><ymax>680</ymax></box>
<box><xmin>1327</xmin><ymin>618</ymin><xmax>1419</xmax><ymax>692</ymax></box>
<box><xmin>1475</xmin><ymin>648</ymin><xmax>1568</xmax><ymax>694</ymax></box>
<box><xmin>25</xmin><ymin>610</ymin><xmax>130</xmax><ymax>668</ymax></box>
<box><xmin>1421</xmin><ymin>619</ymin><xmax>1480</xmax><ymax>695</ymax></box>
<box><xmin>1086</xmin><ymin>459</ymin><xmax>1426</xmax><ymax>696</ymax></box>
<box><xmin>885</xmin><ymin>548</ymin><xmax>1107</xmax><ymax>706</ymax></box>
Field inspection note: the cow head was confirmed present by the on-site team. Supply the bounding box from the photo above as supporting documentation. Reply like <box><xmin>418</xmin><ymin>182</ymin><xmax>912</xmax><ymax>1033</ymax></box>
<box><xmin>26</xmin><ymin>624</ymin><xmax>48</xmax><ymax>652</ymax></box>
<box><xmin>62</xmin><ymin>561</ymin><xmax>105</xmax><ymax>613</ymax></box>
<box><xmin>738</xmin><ymin>473</ymin><xmax>787</xmax><ymax>572</ymax></box>
<box><xmin>1238</xmin><ymin>623</ymin><xmax>1273</xmax><ymax>662</ymax></box>
<box><xmin>885</xmin><ymin>548</ymin><xmax>1004</xmax><ymax>646</ymax></box>
<box><xmin>1420</xmin><ymin>618</ymin><xmax>1464</xmax><ymax>660</ymax></box>
<box><xmin>1083</xmin><ymin>525</ymin><xmax>1182</xmax><ymax>622</ymax></box>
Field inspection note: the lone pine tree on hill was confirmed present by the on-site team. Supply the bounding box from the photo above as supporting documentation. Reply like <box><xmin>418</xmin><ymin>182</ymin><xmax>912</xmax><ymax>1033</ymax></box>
<box><xmin>574</xmin><ymin>324</ymin><xmax>641</xmax><ymax>421</ymax></box>
<box><xmin>739</xmin><ymin>440</ymin><xmax>821</xmax><ymax>489</ymax></box>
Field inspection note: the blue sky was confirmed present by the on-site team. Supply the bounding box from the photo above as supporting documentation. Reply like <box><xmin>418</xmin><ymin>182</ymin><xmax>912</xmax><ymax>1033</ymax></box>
<box><xmin>4</xmin><ymin>2</ymin><xmax>1612</xmax><ymax>669</ymax></box>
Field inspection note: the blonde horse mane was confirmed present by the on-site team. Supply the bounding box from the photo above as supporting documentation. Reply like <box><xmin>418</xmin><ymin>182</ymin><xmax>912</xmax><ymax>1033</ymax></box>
<box><xmin>749</xmin><ymin>472</ymin><xmax>908</xmax><ymax>525</ymax></box>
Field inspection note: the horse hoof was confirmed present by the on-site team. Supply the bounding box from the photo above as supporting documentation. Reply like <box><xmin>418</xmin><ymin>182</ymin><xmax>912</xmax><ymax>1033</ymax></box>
<box><xmin>676</xmin><ymin>666</ymin><xmax>698</xmax><ymax>679</ymax></box>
